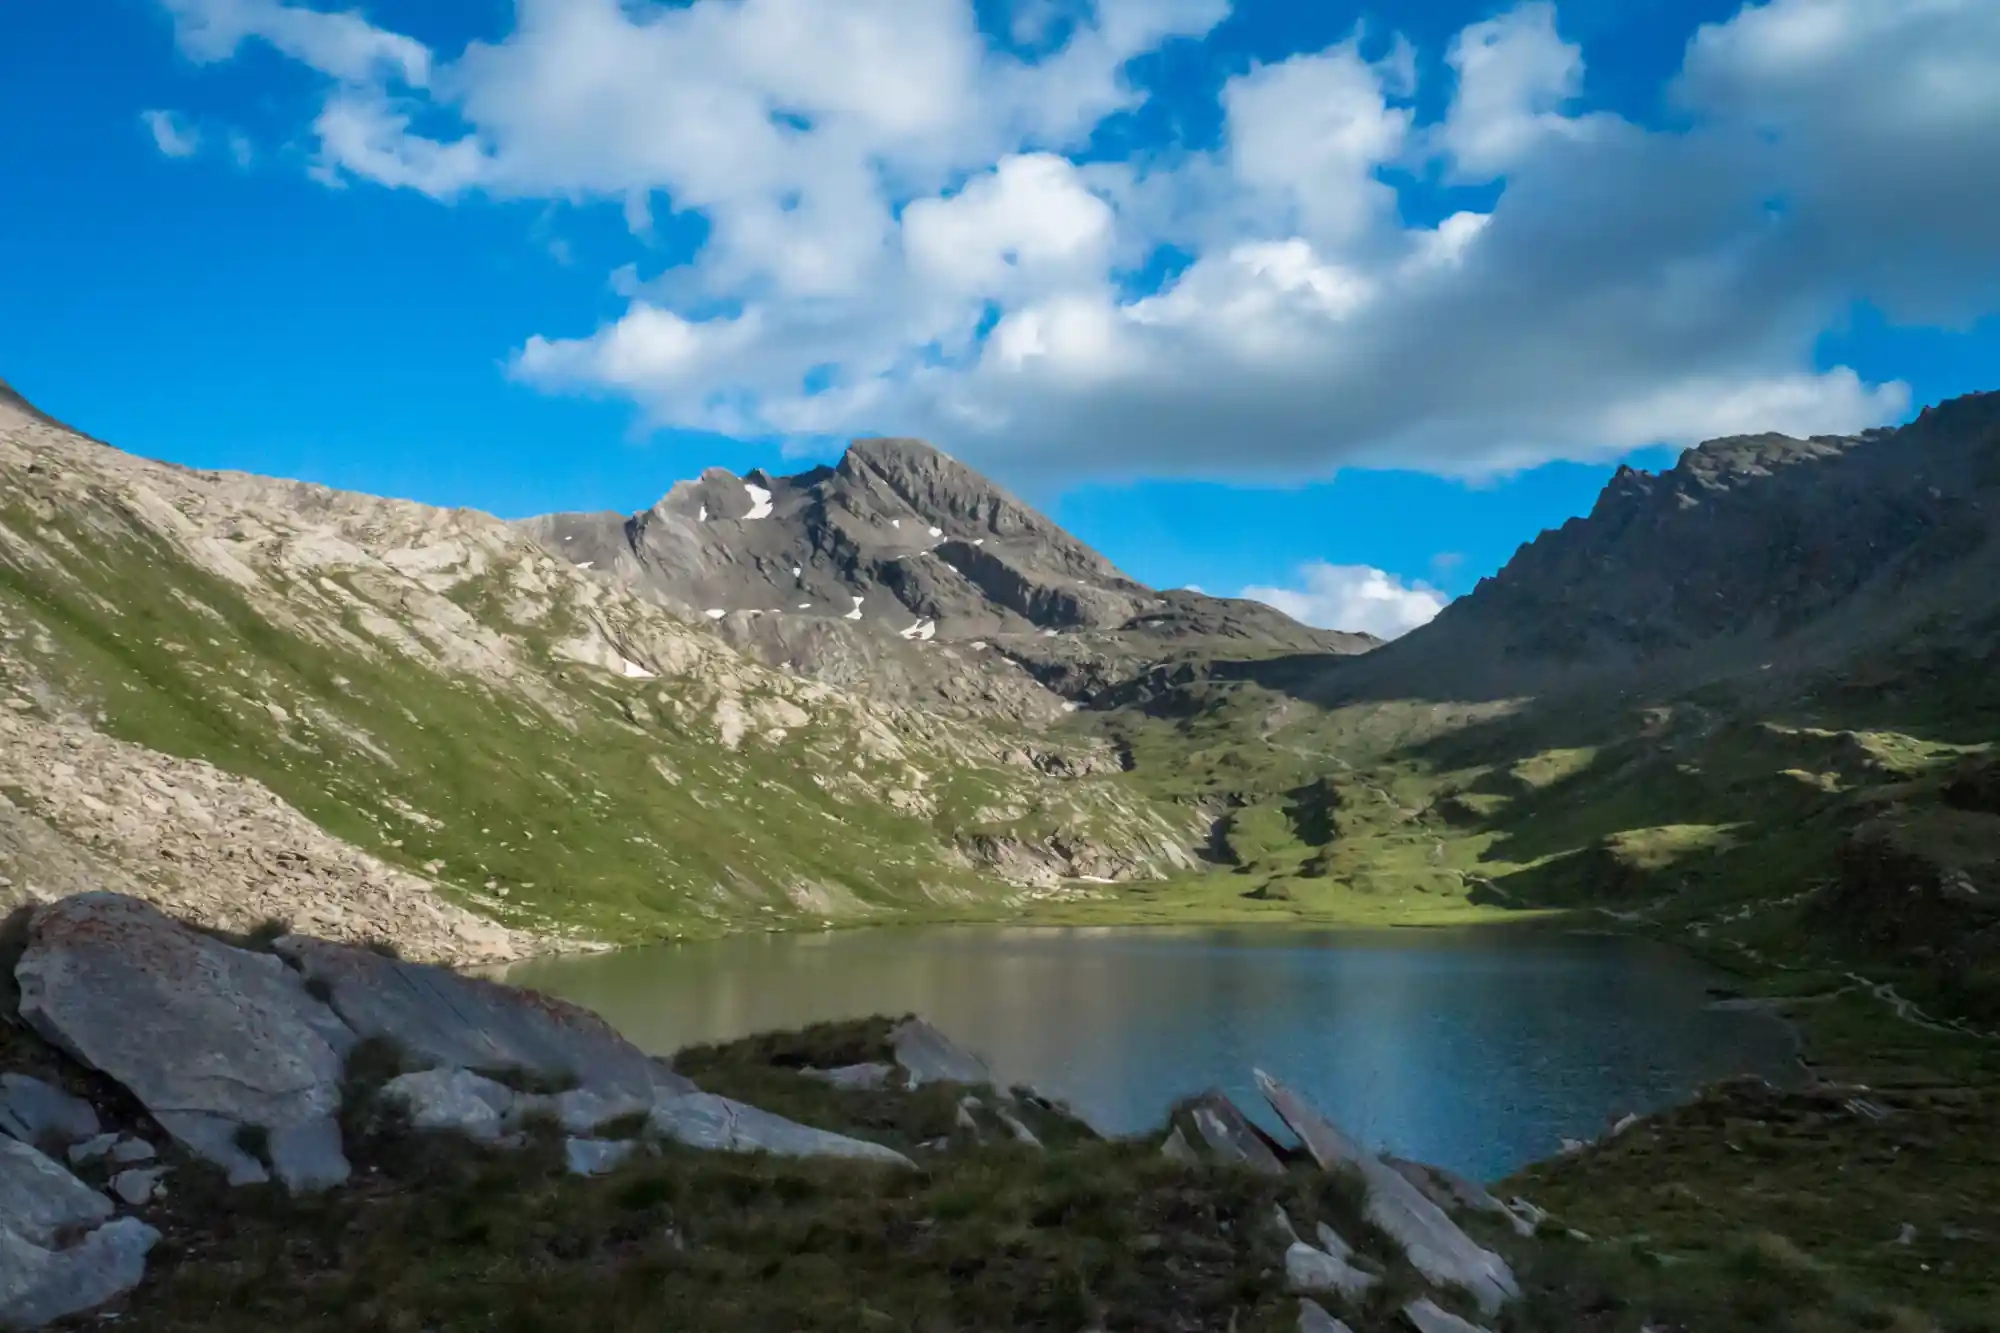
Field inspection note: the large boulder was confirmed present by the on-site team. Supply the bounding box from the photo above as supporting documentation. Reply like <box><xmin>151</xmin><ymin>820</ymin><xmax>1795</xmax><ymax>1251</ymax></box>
<box><xmin>14</xmin><ymin>895</ymin><xmax>355</xmax><ymax>1190</ymax></box>
<box><xmin>274</xmin><ymin>936</ymin><xmax>695</xmax><ymax>1100</ymax></box>
<box><xmin>0</xmin><ymin>1076</ymin><xmax>99</xmax><ymax>1151</ymax></box>
<box><xmin>649</xmin><ymin>1093</ymin><xmax>914</xmax><ymax>1167</ymax></box>
<box><xmin>0</xmin><ymin>1218</ymin><xmax>159</xmax><ymax>1331</ymax></box>
<box><xmin>1256</xmin><ymin>1071</ymin><xmax>1518</xmax><ymax>1316</ymax></box>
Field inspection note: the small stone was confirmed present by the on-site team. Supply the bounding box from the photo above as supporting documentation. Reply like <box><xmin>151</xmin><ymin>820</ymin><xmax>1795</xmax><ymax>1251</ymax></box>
<box><xmin>67</xmin><ymin>1135</ymin><xmax>119</xmax><ymax>1167</ymax></box>
<box><xmin>108</xmin><ymin>1139</ymin><xmax>157</xmax><ymax>1166</ymax></box>
<box><xmin>110</xmin><ymin>1168</ymin><xmax>167</xmax><ymax>1207</ymax></box>
<box><xmin>1160</xmin><ymin>1125</ymin><xmax>1199</xmax><ymax>1164</ymax></box>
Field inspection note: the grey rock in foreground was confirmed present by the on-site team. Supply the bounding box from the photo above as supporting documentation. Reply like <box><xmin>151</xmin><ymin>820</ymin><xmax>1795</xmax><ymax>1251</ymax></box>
<box><xmin>380</xmin><ymin>1069</ymin><xmax>518</xmax><ymax>1143</ymax></box>
<box><xmin>110</xmin><ymin>1168</ymin><xmax>167</xmax><ymax>1207</ymax></box>
<box><xmin>15</xmin><ymin>895</ymin><xmax>355</xmax><ymax>1191</ymax></box>
<box><xmin>1286</xmin><ymin>1240</ymin><xmax>1377</xmax><ymax>1301</ymax></box>
<box><xmin>0</xmin><ymin>1218</ymin><xmax>159</xmax><ymax>1331</ymax></box>
<box><xmin>1186</xmin><ymin>1090</ymin><xmax>1287</xmax><ymax>1176</ymax></box>
<box><xmin>0</xmin><ymin>1139</ymin><xmax>113</xmax><ymax>1246</ymax></box>
<box><xmin>64</xmin><ymin>1136</ymin><xmax>117</xmax><ymax>1168</ymax></box>
<box><xmin>1385</xmin><ymin>1156</ymin><xmax>1534</xmax><ymax>1238</ymax></box>
<box><xmin>1256</xmin><ymin>1071</ymin><xmax>1518</xmax><ymax>1316</ymax></box>
<box><xmin>1298</xmin><ymin>1298</ymin><xmax>1356</xmax><ymax>1333</ymax></box>
<box><xmin>650</xmin><ymin>1093</ymin><xmax>914</xmax><ymax>1167</ymax></box>
<box><xmin>891</xmin><ymin>1018</ymin><xmax>994</xmax><ymax>1087</ymax></box>
<box><xmin>1159</xmin><ymin>1125</ymin><xmax>1199</xmax><ymax>1164</ymax></box>
<box><xmin>275</xmin><ymin>935</ymin><xmax>695</xmax><ymax>1101</ymax></box>
<box><xmin>1403</xmin><ymin>1297</ymin><xmax>1493</xmax><ymax>1333</ymax></box>
<box><xmin>564</xmin><ymin>1137</ymin><xmax>638</xmax><ymax>1177</ymax></box>
<box><xmin>0</xmin><ymin>1075</ymin><xmax>99</xmax><ymax>1150</ymax></box>
<box><xmin>514</xmin><ymin>1086</ymin><xmax>655</xmax><ymax>1136</ymax></box>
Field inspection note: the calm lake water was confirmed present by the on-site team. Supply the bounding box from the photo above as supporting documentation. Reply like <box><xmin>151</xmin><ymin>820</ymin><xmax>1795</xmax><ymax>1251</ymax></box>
<box><xmin>504</xmin><ymin>924</ymin><xmax>1799</xmax><ymax>1181</ymax></box>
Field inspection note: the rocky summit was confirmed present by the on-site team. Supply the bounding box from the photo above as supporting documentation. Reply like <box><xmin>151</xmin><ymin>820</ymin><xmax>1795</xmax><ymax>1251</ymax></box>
<box><xmin>519</xmin><ymin>435</ymin><xmax>1374</xmax><ymax>718</ymax></box>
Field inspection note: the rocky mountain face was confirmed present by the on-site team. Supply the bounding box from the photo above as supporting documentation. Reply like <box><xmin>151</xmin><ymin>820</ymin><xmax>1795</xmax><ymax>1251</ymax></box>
<box><xmin>0</xmin><ymin>385</ymin><xmax>1205</xmax><ymax>958</ymax></box>
<box><xmin>1350</xmin><ymin>392</ymin><xmax>2000</xmax><ymax>699</ymax></box>
<box><xmin>519</xmin><ymin>436</ymin><xmax>1375</xmax><ymax>718</ymax></box>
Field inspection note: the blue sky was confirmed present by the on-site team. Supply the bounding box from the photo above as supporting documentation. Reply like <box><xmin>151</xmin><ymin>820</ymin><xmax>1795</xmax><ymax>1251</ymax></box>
<box><xmin>3</xmin><ymin>0</ymin><xmax>1996</xmax><ymax>636</ymax></box>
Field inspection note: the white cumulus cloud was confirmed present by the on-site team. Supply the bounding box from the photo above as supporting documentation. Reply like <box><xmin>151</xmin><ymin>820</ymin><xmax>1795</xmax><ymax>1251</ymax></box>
<box><xmin>1242</xmin><ymin>563</ymin><xmax>1448</xmax><ymax>639</ymax></box>
<box><xmin>149</xmin><ymin>0</ymin><xmax>2000</xmax><ymax>480</ymax></box>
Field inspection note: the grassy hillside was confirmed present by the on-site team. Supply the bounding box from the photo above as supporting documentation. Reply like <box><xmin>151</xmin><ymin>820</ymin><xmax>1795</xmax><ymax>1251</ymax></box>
<box><xmin>0</xmin><ymin>467</ymin><xmax>1192</xmax><ymax>947</ymax></box>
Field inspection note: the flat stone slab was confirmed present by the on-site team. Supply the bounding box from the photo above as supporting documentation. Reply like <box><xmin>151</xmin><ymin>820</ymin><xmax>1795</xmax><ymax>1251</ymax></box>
<box><xmin>65</xmin><ymin>1136</ymin><xmax>117</xmax><ymax>1168</ymax></box>
<box><xmin>1385</xmin><ymin>1157</ymin><xmax>1533</xmax><ymax>1237</ymax></box>
<box><xmin>1160</xmin><ymin>1125</ymin><xmax>1199</xmax><ymax>1164</ymax></box>
<box><xmin>650</xmin><ymin>1093</ymin><xmax>914</xmax><ymax>1167</ymax></box>
<box><xmin>1187</xmin><ymin>1090</ymin><xmax>1287</xmax><ymax>1175</ymax></box>
<box><xmin>0</xmin><ymin>1075</ymin><xmax>100</xmax><ymax>1150</ymax></box>
<box><xmin>1298</xmin><ymin>1298</ymin><xmax>1356</xmax><ymax>1333</ymax></box>
<box><xmin>0</xmin><ymin>1218</ymin><xmax>159</xmax><ymax>1330</ymax></box>
<box><xmin>891</xmin><ymin>1018</ymin><xmax>994</xmax><ymax>1087</ymax></box>
<box><xmin>276</xmin><ymin>936</ymin><xmax>695</xmax><ymax>1101</ymax></box>
<box><xmin>0</xmin><ymin>1138</ymin><xmax>113</xmax><ymax>1247</ymax></box>
<box><xmin>1256</xmin><ymin>1071</ymin><xmax>1518</xmax><ymax>1316</ymax></box>
<box><xmin>1286</xmin><ymin>1240</ymin><xmax>1378</xmax><ymax>1301</ymax></box>
<box><xmin>1403</xmin><ymin>1298</ymin><xmax>1493</xmax><ymax>1333</ymax></box>
<box><xmin>801</xmin><ymin>1063</ymin><xmax>899</xmax><ymax>1091</ymax></box>
<box><xmin>15</xmin><ymin>895</ymin><xmax>355</xmax><ymax>1191</ymax></box>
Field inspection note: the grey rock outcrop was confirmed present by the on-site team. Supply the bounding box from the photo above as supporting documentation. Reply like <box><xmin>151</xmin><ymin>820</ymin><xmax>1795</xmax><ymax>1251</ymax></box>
<box><xmin>563</xmin><ymin>1136</ymin><xmax>638</xmax><ymax>1177</ymax></box>
<box><xmin>891</xmin><ymin>1018</ymin><xmax>995</xmax><ymax>1087</ymax></box>
<box><xmin>0</xmin><ymin>1076</ymin><xmax>98</xmax><ymax>1150</ymax></box>
<box><xmin>15</xmin><ymin>894</ymin><xmax>355</xmax><ymax>1190</ymax></box>
<box><xmin>1384</xmin><ymin>1157</ymin><xmax>1534</xmax><ymax>1238</ymax></box>
<box><xmin>1256</xmin><ymin>1071</ymin><xmax>1518</xmax><ymax>1316</ymax></box>
<box><xmin>0</xmin><ymin>1217</ymin><xmax>159</xmax><ymax>1331</ymax></box>
<box><xmin>1285</xmin><ymin>1240</ymin><xmax>1377</xmax><ymax>1302</ymax></box>
<box><xmin>380</xmin><ymin>1069</ymin><xmax>518</xmax><ymax>1143</ymax></box>
<box><xmin>1159</xmin><ymin>1125</ymin><xmax>1199</xmax><ymax>1164</ymax></box>
<box><xmin>1186</xmin><ymin>1090</ymin><xmax>1287</xmax><ymax>1176</ymax></box>
<box><xmin>274</xmin><ymin>935</ymin><xmax>694</xmax><ymax>1102</ymax></box>
<box><xmin>649</xmin><ymin>1093</ymin><xmax>913</xmax><ymax>1168</ymax></box>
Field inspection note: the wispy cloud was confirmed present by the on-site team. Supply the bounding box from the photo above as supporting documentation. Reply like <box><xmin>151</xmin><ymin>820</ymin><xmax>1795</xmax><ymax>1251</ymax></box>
<box><xmin>141</xmin><ymin>109</ymin><xmax>200</xmax><ymax>159</ymax></box>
